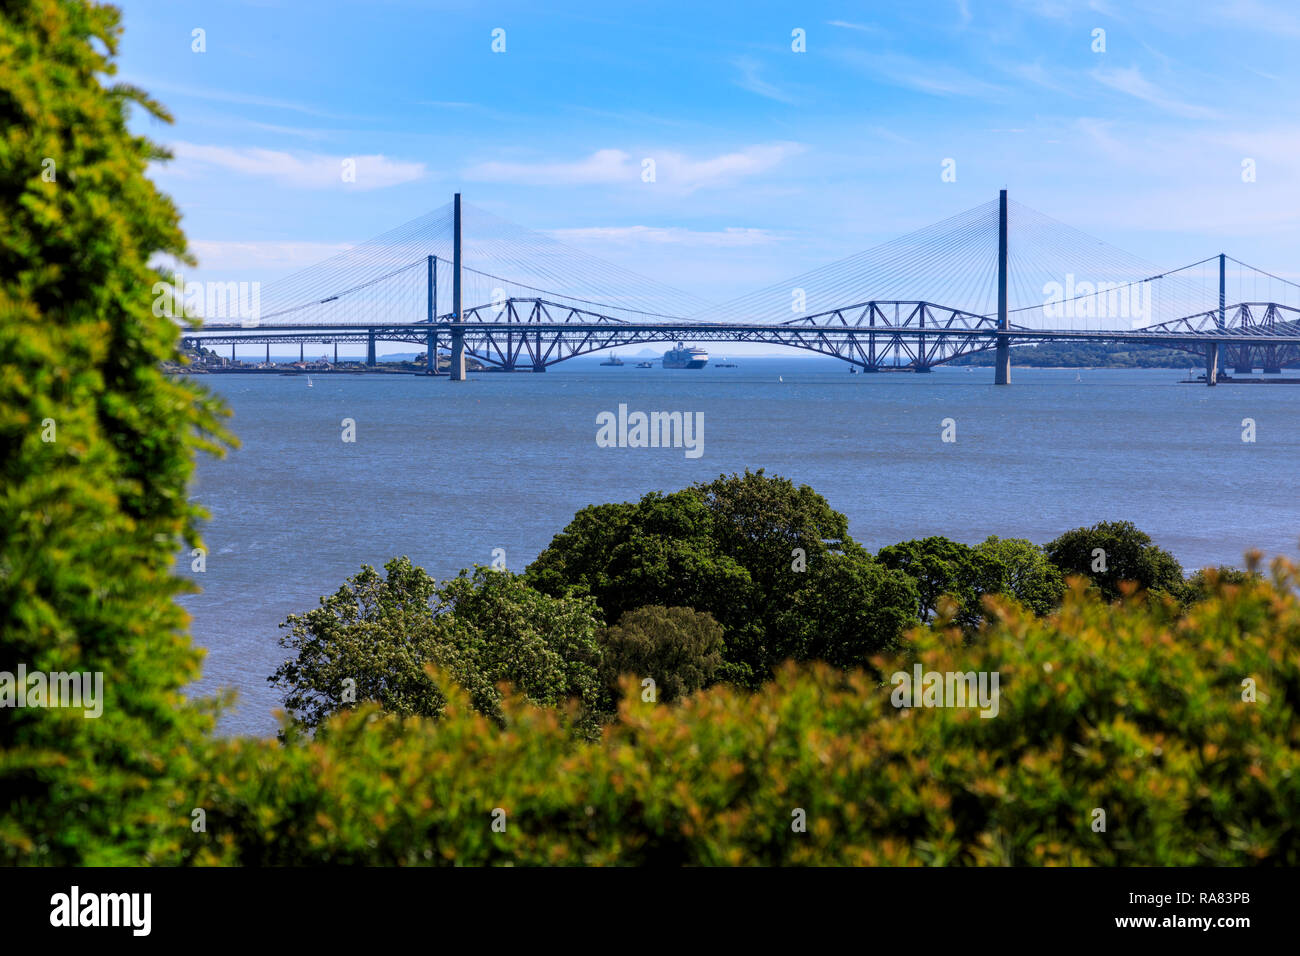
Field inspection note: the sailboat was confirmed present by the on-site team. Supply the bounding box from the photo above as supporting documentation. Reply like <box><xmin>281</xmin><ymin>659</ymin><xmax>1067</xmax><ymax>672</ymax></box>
<box><xmin>307</xmin><ymin>375</ymin><xmax>313</xmax><ymax>388</ymax></box>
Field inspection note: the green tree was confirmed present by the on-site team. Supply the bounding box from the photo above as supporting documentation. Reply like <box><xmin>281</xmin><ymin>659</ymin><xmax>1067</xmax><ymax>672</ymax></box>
<box><xmin>876</xmin><ymin>536</ymin><xmax>982</xmax><ymax>623</ymax></box>
<box><xmin>1045</xmin><ymin>520</ymin><xmax>1185</xmax><ymax>602</ymax></box>
<box><xmin>269</xmin><ymin>559</ymin><xmax>604</xmax><ymax>733</ymax></box>
<box><xmin>194</xmin><ymin>560</ymin><xmax>1300</xmax><ymax>866</ymax></box>
<box><xmin>528</xmin><ymin>471</ymin><xmax>918</xmax><ymax>687</ymax></box>
<box><xmin>0</xmin><ymin>0</ymin><xmax>232</xmax><ymax>864</ymax></box>
<box><xmin>1181</xmin><ymin>564</ymin><xmax>1258</xmax><ymax>607</ymax></box>
<box><xmin>597</xmin><ymin>606</ymin><xmax>725</xmax><ymax>704</ymax></box>
<box><xmin>972</xmin><ymin>536</ymin><xmax>1064</xmax><ymax>617</ymax></box>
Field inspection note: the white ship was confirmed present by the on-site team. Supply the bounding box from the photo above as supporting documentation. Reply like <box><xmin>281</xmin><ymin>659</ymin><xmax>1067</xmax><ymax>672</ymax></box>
<box><xmin>662</xmin><ymin>342</ymin><xmax>709</xmax><ymax>369</ymax></box>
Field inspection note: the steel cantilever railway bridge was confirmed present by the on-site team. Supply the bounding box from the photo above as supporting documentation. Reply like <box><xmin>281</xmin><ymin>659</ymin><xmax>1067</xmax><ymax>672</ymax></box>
<box><xmin>182</xmin><ymin>192</ymin><xmax>1300</xmax><ymax>385</ymax></box>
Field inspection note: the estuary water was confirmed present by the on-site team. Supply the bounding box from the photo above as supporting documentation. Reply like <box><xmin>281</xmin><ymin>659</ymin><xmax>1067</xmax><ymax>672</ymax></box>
<box><xmin>179</xmin><ymin>360</ymin><xmax>1300</xmax><ymax>735</ymax></box>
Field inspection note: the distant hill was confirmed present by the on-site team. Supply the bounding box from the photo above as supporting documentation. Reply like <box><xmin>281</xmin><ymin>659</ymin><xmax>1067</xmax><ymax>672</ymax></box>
<box><xmin>950</xmin><ymin>341</ymin><xmax>1193</xmax><ymax>368</ymax></box>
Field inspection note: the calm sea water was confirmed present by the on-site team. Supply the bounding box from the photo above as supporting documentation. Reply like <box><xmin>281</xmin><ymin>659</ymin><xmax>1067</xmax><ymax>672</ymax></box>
<box><xmin>179</xmin><ymin>360</ymin><xmax>1300</xmax><ymax>735</ymax></box>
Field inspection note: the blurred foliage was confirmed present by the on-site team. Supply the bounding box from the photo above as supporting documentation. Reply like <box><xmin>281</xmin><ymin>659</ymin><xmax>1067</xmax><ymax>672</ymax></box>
<box><xmin>182</xmin><ymin>562</ymin><xmax>1299</xmax><ymax>865</ymax></box>
<box><xmin>0</xmin><ymin>0</ymin><xmax>232</xmax><ymax>864</ymax></box>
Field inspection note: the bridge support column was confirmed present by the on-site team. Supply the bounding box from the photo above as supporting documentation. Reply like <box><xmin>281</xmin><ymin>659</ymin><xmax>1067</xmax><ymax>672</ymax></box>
<box><xmin>265</xmin><ymin>343</ymin><xmax>269</xmax><ymax>364</ymax></box>
<box><xmin>994</xmin><ymin>189</ymin><xmax>1011</xmax><ymax>385</ymax></box>
<box><xmin>334</xmin><ymin>341</ymin><xmax>338</xmax><ymax>365</ymax></box>
<box><xmin>1205</xmin><ymin>342</ymin><xmax>1219</xmax><ymax>386</ymax></box>
<box><xmin>1264</xmin><ymin>346</ymin><xmax>1281</xmax><ymax>373</ymax></box>
<box><xmin>366</xmin><ymin>330</ymin><xmax>377</xmax><ymax>367</ymax></box>
<box><xmin>231</xmin><ymin>343</ymin><xmax>236</xmax><ymax>362</ymax></box>
<box><xmin>299</xmin><ymin>342</ymin><xmax>304</xmax><ymax>362</ymax></box>
<box><xmin>531</xmin><ymin>362</ymin><xmax>546</xmax><ymax>372</ymax></box>
<box><xmin>449</xmin><ymin>330</ymin><xmax>466</xmax><ymax>380</ymax></box>
<box><xmin>449</xmin><ymin>192</ymin><xmax>467</xmax><ymax>381</ymax></box>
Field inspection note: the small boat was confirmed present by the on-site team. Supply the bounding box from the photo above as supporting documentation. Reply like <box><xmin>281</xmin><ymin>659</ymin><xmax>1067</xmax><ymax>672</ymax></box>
<box><xmin>599</xmin><ymin>354</ymin><xmax>624</xmax><ymax>366</ymax></box>
<box><xmin>307</xmin><ymin>375</ymin><xmax>313</xmax><ymax>388</ymax></box>
<box><xmin>636</xmin><ymin>361</ymin><xmax>654</xmax><ymax>368</ymax></box>
<box><xmin>778</xmin><ymin>375</ymin><xmax>784</xmax><ymax>383</ymax></box>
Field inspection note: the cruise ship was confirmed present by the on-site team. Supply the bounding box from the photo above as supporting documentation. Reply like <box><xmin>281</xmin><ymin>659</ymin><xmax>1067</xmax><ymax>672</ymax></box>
<box><xmin>662</xmin><ymin>342</ymin><xmax>709</xmax><ymax>369</ymax></box>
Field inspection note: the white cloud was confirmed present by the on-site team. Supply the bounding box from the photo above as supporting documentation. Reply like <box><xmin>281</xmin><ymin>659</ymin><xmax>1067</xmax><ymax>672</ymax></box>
<box><xmin>826</xmin><ymin>20</ymin><xmax>880</xmax><ymax>33</ymax></box>
<box><xmin>185</xmin><ymin>239</ymin><xmax>358</xmax><ymax>272</ymax></box>
<box><xmin>464</xmin><ymin>143</ymin><xmax>804</xmax><ymax>191</ymax></box>
<box><xmin>168</xmin><ymin>142</ymin><xmax>427</xmax><ymax>190</ymax></box>
<box><xmin>837</xmin><ymin>50</ymin><xmax>1006</xmax><ymax>98</ymax></box>
<box><xmin>463</xmin><ymin>148</ymin><xmax>632</xmax><ymax>186</ymax></box>
<box><xmin>548</xmin><ymin>225</ymin><xmax>781</xmax><ymax>247</ymax></box>
<box><xmin>731</xmin><ymin>56</ymin><xmax>797</xmax><ymax>104</ymax></box>
<box><xmin>1090</xmin><ymin>65</ymin><xmax>1220</xmax><ymax>119</ymax></box>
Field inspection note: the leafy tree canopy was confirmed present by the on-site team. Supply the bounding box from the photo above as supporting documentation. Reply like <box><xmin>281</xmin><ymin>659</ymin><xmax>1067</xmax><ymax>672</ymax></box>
<box><xmin>597</xmin><ymin>605</ymin><xmax>725</xmax><ymax>704</ymax></box>
<box><xmin>269</xmin><ymin>559</ymin><xmax>603</xmax><ymax>735</ymax></box>
<box><xmin>0</xmin><ymin>0</ymin><xmax>231</xmax><ymax>864</ymax></box>
<box><xmin>1045</xmin><ymin>520</ymin><xmax>1185</xmax><ymax>602</ymax></box>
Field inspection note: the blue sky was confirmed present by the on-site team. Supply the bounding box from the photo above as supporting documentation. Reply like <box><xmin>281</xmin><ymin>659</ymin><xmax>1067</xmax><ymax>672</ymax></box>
<box><xmin>119</xmin><ymin>0</ymin><xmax>1300</xmax><ymax>319</ymax></box>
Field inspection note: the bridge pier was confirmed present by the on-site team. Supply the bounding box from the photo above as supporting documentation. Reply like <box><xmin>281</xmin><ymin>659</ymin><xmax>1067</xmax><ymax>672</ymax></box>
<box><xmin>532</xmin><ymin>363</ymin><xmax>547</xmax><ymax>372</ymax></box>
<box><xmin>299</xmin><ymin>342</ymin><xmax>304</xmax><ymax>362</ymax></box>
<box><xmin>994</xmin><ymin>337</ymin><xmax>1011</xmax><ymax>385</ymax></box>
<box><xmin>366</xmin><ymin>330</ymin><xmax>377</xmax><ymax>367</ymax></box>
<box><xmin>1205</xmin><ymin>342</ymin><xmax>1219</xmax><ymax>386</ymax></box>
<box><xmin>265</xmin><ymin>343</ymin><xmax>270</xmax><ymax>364</ymax></box>
<box><xmin>449</xmin><ymin>330</ymin><xmax>466</xmax><ymax>380</ymax></box>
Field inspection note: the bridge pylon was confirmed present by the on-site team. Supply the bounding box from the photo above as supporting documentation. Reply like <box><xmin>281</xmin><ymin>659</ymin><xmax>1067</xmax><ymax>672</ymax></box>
<box><xmin>449</xmin><ymin>192</ymin><xmax>467</xmax><ymax>381</ymax></box>
<box><xmin>994</xmin><ymin>188</ymin><xmax>1011</xmax><ymax>385</ymax></box>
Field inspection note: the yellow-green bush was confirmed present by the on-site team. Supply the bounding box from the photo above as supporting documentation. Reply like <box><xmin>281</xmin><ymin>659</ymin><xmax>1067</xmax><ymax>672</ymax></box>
<box><xmin>176</xmin><ymin>563</ymin><xmax>1299</xmax><ymax>866</ymax></box>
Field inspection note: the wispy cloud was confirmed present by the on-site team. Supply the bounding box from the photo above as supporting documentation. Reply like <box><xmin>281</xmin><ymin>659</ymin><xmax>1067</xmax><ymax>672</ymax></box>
<box><xmin>548</xmin><ymin>225</ymin><xmax>781</xmax><ymax>247</ymax></box>
<box><xmin>731</xmin><ymin>56</ymin><xmax>797</xmax><ymax>104</ymax></box>
<box><xmin>827</xmin><ymin>19</ymin><xmax>881</xmax><ymax>34</ymax></box>
<box><xmin>167</xmin><ymin>143</ymin><xmax>427</xmax><ymax>189</ymax></box>
<box><xmin>464</xmin><ymin>143</ymin><xmax>804</xmax><ymax>191</ymax></box>
<box><xmin>186</xmin><ymin>239</ymin><xmax>358</xmax><ymax>272</ymax></box>
<box><xmin>1090</xmin><ymin>65</ymin><xmax>1220</xmax><ymax>119</ymax></box>
<box><xmin>1217</xmin><ymin>0</ymin><xmax>1300</xmax><ymax>37</ymax></box>
<box><xmin>837</xmin><ymin>49</ymin><xmax>1006</xmax><ymax>98</ymax></box>
<box><xmin>123</xmin><ymin>76</ymin><xmax>352</xmax><ymax>120</ymax></box>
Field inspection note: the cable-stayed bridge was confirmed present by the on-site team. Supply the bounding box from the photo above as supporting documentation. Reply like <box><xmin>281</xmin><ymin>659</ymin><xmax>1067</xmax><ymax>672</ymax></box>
<box><xmin>180</xmin><ymin>192</ymin><xmax>1300</xmax><ymax>385</ymax></box>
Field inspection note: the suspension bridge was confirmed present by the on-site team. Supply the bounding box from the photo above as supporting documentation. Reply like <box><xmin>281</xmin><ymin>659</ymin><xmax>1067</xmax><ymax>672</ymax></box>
<box><xmin>179</xmin><ymin>191</ymin><xmax>1300</xmax><ymax>385</ymax></box>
